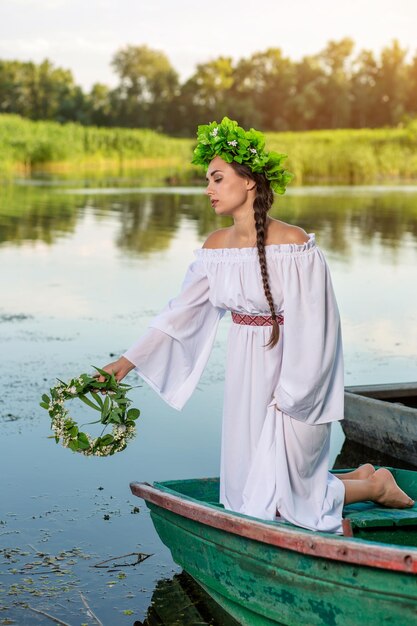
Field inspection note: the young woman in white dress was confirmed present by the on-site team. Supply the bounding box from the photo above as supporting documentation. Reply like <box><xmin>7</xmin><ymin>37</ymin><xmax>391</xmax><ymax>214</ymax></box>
<box><xmin>98</xmin><ymin>118</ymin><xmax>414</xmax><ymax>533</ymax></box>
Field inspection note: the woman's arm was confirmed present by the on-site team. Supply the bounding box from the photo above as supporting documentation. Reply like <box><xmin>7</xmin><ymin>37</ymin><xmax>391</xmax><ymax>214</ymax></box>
<box><xmin>97</xmin><ymin>257</ymin><xmax>224</xmax><ymax>409</ymax></box>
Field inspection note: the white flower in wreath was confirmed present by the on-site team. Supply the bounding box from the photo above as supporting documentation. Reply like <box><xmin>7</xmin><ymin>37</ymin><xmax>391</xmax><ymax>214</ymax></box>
<box><xmin>249</xmin><ymin>148</ymin><xmax>257</xmax><ymax>154</ymax></box>
<box><xmin>40</xmin><ymin>369</ymin><xmax>140</xmax><ymax>457</ymax></box>
<box><xmin>210</xmin><ymin>127</ymin><xmax>219</xmax><ymax>137</ymax></box>
<box><xmin>227</xmin><ymin>140</ymin><xmax>238</xmax><ymax>147</ymax></box>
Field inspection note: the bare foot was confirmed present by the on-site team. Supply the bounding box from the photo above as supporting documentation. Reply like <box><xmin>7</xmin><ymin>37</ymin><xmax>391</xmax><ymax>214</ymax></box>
<box><xmin>339</xmin><ymin>463</ymin><xmax>376</xmax><ymax>481</ymax></box>
<box><xmin>372</xmin><ymin>468</ymin><xmax>415</xmax><ymax>508</ymax></box>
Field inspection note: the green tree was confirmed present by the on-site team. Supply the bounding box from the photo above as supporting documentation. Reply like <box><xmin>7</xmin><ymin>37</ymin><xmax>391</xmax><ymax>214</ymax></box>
<box><xmin>33</xmin><ymin>59</ymin><xmax>77</xmax><ymax>121</ymax></box>
<box><xmin>231</xmin><ymin>49</ymin><xmax>296</xmax><ymax>131</ymax></box>
<box><xmin>0</xmin><ymin>58</ymin><xmax>82</xmax><ymax>122</ymax></box>
<box><xmin>405</xmin><ymin>53</ymin><xmax>417</xmax><ymax>116</ymax></box>
<box><xmin>315</xmin><ymin>38</ymin><xmax>355</xmax><ymax>128</ymax></box>
<box><xmin>111</xmin><ymin>44</ymin><xmax>179</xmax><ymax>129</ymax></box>
<box><xmin>0</xmin><ymin>60</ymin><xmax>36</xmax><ymax>117</ymax></box>
<box><xmin>375</xmin><ymin>39</ymin><xmax>409</xmax><ymax>126</ymax></box>
<box><xmin>289</xmin><ymin>55</ymin><xmax>326</xmax><ymax>130</ymax></box>
<box><xmin>350</xmin><ymin>50</ymin><xmax>380</xmax><ymax>127</ymax></box>
<box><xmin>174</xmin><ymin>56</ymin><xmax>235</xmax><ymax>134</ymax></box>
<box><xmin>88</xmin><ymin>83</ymin><xmax>113</xmax><ymax>126</ymax></box>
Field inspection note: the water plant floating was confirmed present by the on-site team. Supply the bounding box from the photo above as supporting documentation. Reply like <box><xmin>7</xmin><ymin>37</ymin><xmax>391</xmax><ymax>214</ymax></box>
<box><xmin>40</xmin><ymin>367</ymin><xmax>140</xmax><ymax>456</ymax></box>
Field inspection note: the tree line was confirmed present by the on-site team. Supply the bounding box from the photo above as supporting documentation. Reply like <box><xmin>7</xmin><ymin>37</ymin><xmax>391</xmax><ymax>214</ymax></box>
<box><xmin>1</xmin><ymin>37</ymin><xmax>416</xmax><ymax>136</ymax></box>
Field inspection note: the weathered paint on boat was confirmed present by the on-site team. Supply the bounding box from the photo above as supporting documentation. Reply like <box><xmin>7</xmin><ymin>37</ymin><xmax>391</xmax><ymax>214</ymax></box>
<box><xmin>344</xmin><ymin>382</ymin><xmax>417</xmax><ymax>465</ymax></box>
<box><xmin>130</xmin><ymin>470</ymin><xmax>417</xmax><ymax>626</ymax></box>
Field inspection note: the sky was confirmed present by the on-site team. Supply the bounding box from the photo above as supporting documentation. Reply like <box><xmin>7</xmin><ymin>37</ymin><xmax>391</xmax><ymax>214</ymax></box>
<box><xmin>1</xmin><ymin>0</ymin><xmax>417</xmax><ymax>91</ymax></box>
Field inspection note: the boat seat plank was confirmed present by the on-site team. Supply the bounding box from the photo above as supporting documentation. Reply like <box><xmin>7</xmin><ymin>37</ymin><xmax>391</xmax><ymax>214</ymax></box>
<box><xmin>343</xmin><ymin>502</ymin><xmax>417</xmax><ymax>528</ymax></box>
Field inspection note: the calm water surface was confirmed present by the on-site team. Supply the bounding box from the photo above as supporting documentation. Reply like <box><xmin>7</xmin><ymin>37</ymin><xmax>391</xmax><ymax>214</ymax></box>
<box><xmin>1</xmin><ymin>179</ymin><xmax>417</xmax><ymax>625</ymax></box>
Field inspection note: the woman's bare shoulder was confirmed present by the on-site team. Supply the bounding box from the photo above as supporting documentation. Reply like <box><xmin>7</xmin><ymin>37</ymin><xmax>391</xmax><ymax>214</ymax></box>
<box><xmin>266</xmin><ymin>219</ymin><xmax>309</xmax><ymax>245</ymax></box>
<box><xmin>202</xmin><ymin>228</ymin><xmax>231</xmax><ymax>249</ymax></box>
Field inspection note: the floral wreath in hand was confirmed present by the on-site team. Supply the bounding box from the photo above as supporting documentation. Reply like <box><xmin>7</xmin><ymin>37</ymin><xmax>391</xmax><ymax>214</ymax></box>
<box><xmin>191</xmin><ymin>116</ymin><xmax>294</xmax><ymax>195</ymax></box>
<box><xmin>40</xmin><ymin>367</ymin><xmax>140</xmax><ymax>457</ymax></box>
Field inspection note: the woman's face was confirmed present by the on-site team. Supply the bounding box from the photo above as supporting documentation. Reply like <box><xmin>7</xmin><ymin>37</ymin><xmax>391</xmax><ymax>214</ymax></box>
<box><xmin>205</xmin><ymin>156</ymin><xmax>255</xmax><ymax>216</ymax></box>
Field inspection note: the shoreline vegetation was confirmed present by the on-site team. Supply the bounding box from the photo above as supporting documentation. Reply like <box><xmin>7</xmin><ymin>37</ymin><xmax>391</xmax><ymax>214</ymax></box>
<box><xmin>1</xmin><ymin>114</ymin><xmax>417</xmax><ymax>185</ymax></box>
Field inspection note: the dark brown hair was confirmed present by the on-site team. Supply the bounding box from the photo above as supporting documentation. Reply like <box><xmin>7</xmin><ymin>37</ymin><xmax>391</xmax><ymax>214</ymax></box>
<box><xmin>230</xmin><ymin>162</ymin><xmax>279</xmax><ymax>348</ymax></box>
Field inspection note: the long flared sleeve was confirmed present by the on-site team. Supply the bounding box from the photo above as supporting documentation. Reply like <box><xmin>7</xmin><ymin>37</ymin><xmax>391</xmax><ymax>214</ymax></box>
<box><xmin>273</xmin><ymin>246</ymin><xmax>344</xmax><ymax>425</ymax></box>
<box><xmin>123</xmin><ymin>257</ymin><xmax>225</xmax><ymax>410</ymax></box>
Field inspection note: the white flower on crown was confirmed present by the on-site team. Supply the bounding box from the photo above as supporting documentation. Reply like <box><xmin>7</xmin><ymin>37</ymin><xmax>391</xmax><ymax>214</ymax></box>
<box><xmin>227</xmin><ymin>140</ymin><xmax>238</xmax><ymax>147</ymax></box>
<box><xmin>211</xmin><ymin>127</ymin><xmax>219</xmax><ymax>137</ymax></box>
<box><xmin>43</xmin><ymin>372</ymin><xmax>138</xmax><ymax>457</ymax></box>
<box><xmin>249</xmin><ymin>148</ymin><xmax>257</xmax><ymax>154</ymax></box>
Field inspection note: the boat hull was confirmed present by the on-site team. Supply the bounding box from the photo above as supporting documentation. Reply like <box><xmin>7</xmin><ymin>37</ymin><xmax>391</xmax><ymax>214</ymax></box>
<box><xmin>148</xmin><ymin>504</ymin><xmax>417</xmax><ymax>626</ymax></box>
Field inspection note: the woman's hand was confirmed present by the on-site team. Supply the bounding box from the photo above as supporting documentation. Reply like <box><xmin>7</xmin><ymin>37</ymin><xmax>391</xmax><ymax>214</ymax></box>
<box><xmin>96</xmin><ymin>356</ymin><xmax>135</xmax><ymax>383</ymax></box>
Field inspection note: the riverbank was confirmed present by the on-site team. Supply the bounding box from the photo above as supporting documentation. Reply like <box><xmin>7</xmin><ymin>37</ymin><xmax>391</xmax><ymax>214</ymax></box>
<box><xmin>1</xmin><ymin>114</ymin><xmax>417</xmax><ymax>185</ymax></box>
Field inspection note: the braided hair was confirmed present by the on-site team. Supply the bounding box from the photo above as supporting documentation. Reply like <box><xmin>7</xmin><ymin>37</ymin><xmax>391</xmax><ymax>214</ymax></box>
<box><xmin>230</xmin><ymin>162</ymin><xmax>279</xmax><ymax>348</ymax></box>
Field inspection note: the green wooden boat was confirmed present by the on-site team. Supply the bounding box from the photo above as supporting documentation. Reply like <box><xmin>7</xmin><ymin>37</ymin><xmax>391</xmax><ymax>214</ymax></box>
<box><xmin>344</xmin><ymin>382</ymin><xmax>417</xmax><ymax>466</ymax></box>
<box><xmin>131</xmin><ymin>469</ymin><xmax>417</xmax><ymax>626</ymax></box>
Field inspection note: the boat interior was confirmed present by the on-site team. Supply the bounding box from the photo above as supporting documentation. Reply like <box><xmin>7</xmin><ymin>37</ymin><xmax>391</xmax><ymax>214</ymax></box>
<box><xmin>154</xmin><ymin>468</ymin><xmax>417</xmax><ymax>549</ymax></box>
<box><xmin>346</xmin><ymin>383</ymin><xmax>417</xmax><ymax>408</ymax></box>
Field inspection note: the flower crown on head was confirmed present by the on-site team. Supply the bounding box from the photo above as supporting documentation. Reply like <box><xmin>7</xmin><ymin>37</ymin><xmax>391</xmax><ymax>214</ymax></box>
<box><xmin>191</xmin><ymin>116</ymin><xmax>293</xmax><ymax>194</ymax></box>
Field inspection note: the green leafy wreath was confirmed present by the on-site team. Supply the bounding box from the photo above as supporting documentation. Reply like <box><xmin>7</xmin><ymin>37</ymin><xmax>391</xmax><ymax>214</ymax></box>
<box><xmin>191</xmin><ymin>116</ymin><xmax>294</xmax><ymax>194</ymax></box>
<box><xmin>40</xmin><ymin>367</ymin><xmax>140</xmax><ymax>457</ymax></box>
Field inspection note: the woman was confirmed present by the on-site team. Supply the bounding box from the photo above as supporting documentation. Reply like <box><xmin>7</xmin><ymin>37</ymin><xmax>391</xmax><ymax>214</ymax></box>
<box><xmin>99</xmin><ymin>117</ymin><xmax>414</xmax><ymax>533</ymax></box>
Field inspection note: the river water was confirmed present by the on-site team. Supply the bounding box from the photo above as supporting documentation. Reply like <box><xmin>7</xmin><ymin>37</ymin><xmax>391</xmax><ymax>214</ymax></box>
<box><xmin>1</xmin><ymin>178</ymin><xmax>417</xmax><ymax>624</ymax></box>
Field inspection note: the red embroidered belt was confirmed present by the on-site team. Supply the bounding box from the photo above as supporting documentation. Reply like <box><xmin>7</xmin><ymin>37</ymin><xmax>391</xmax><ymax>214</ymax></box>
<box><xmin>231</xmin><ymin>312</ymin><xmax>284</xmax><ymax>326</ymax></box>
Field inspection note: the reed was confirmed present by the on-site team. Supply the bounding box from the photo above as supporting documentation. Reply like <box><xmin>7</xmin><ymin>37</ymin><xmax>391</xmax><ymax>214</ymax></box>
<box><xmin>1</xmin><ymin>114</ymin><xmax>417</xmax><ymax>184</ymax></box>
<box><xmin>0</xmin><ymin>114</ymin><xmax>193</xmax><ymax>177</ymax></box>
<box><xmin>269</xmin><ymin>123</ymin><xmax>417</xmax><ymax>184</ymax></box>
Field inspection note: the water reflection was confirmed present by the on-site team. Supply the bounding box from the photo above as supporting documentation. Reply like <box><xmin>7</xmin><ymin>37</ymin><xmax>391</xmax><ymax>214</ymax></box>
<box><xmin>0</xmin><ymin>184</ymin><xmax>79</xmax><ymax>245</ymax></box>
<box><xmin>133</xmin><ymin>572</ymin><xmax>240</xmax><ymax>626</ymax></box>
<box><xmin>1</xmin><ymin>183</ymin><xmax>417</xmax><ymax>258</ymax></box>
<box><xmin>116</xmin><ymin>194</ymin><xmax>182</xmax><ymax>255</ymax></box>
<box><xmin>280</xmin><ymin>189</ymin><xmax>417</xmax><ymax>248</ymax></box>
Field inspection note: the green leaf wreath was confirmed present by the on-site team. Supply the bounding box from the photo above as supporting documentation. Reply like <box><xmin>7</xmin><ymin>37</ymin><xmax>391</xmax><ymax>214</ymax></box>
<box><xmin>40</xmin><ymin>367</ymin><xmax>140</xmax><ymax>457</ymax></box>
<box><xmin>191</xmin><ymin>116</ymin><xmax>294</xmax><ymax>194</ymax></box>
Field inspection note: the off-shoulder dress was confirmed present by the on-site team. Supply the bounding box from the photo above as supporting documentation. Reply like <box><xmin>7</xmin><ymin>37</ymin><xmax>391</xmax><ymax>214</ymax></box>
<box><xmin>124</xmin><ymin>233</ymin><xmax>346</xmax><ymax>533</ymax></box>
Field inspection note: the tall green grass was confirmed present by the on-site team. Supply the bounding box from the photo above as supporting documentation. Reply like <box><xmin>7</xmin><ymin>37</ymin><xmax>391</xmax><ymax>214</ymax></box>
<box><xmin>270</xmin><ymin>123</ymin><xmax>417</xmax><ymax>184</ymax></box>
<box><xmin>0</xmin><ymin>114</ymin><xmax>193</xmax><ymax>176</ymax></box>
<box><xmin>1</xmin><ymin>114</ymin><xmax>417</xmax><ymax>184</ymax></box>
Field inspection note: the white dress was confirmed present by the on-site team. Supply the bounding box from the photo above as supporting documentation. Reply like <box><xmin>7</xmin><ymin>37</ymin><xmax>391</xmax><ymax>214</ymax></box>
<box><xmin>124</xmin><ymin>233</ymin><xmax>346</xmax><ymax>533</ymax></box>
